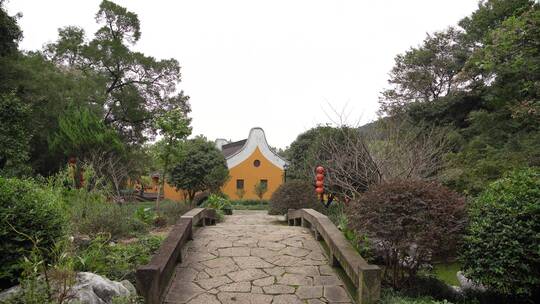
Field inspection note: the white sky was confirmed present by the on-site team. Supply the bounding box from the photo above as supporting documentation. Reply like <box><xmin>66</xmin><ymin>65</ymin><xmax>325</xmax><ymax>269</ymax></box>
<box><xmin>6</xmin><ymin>0</ymin><xmax>479</xmax><ymax>149</ymax></box>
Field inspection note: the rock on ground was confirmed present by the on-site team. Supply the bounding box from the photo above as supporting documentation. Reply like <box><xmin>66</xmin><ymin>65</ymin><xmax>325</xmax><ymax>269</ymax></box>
<box><xmin>0</xmin><ymin>272</ymin><xmax>135</xmax><ymax>304</ymax></box>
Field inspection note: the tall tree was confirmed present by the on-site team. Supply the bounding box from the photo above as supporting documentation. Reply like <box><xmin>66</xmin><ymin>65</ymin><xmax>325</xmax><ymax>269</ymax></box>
<box><xmin>379</xmin><ymin>28</ymin><xmax>470</xmax><ymax>115</ymax></box>
<box><xmin>46</xmin><ymin>0</ymin><xmax>189</xmax><ymax>145</ymax></box>
<box><xmin>153</xmin><ymin>108</ymin><xmax>191</xmax><ymax>212</ymax></box>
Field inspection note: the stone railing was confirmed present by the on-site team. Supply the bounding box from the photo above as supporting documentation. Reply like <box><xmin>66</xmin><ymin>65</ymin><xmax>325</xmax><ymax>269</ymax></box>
<box><xmin>287</xmin><ymin>208</ymin><xmax>381</xmax><ymax>304</ymax></box>
<box><xmin>136</xmin><ymin>208</ymin><xmax>217</xmax><ymax>304</ymax></box>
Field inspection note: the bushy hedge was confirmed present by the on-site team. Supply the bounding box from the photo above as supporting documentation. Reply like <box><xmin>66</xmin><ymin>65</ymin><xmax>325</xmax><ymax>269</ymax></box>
<box><xmin>268</xmin><ymin>180</ymin><xmax>322</xmax><ymax>215</ymax></box>
<box><xmin>347</xmin><ymin>179</ymin><xmax>466</xmax><ymax>287</ymax></box>
<box><xmin>461</xmin><ymin>168</ymin><xmax>540</xmax><ymax>298</ymax></box>
<box><xmin>0</xmin><ymin>178</ymin><xmax>67</xmax><ymax>288</ymax></box>
<box><xmin>68</xmin><ymin>190</ymin><xmax>147</xmax><ymax>239</ymax></box>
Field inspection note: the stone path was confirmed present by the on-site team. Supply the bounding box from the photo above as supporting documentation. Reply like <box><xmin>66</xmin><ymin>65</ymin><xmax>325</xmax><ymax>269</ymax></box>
<box><xmin>164</xmin><ymin>210</ymin><xmax>353</xmax><ymax>304</ymax></box>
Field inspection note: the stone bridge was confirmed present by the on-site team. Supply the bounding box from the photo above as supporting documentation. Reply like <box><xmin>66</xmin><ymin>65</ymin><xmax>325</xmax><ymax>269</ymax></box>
<box><xmin>137</xmin><ymin>209</ymin><xmax>380</xmax><ymax>304</ymax></box>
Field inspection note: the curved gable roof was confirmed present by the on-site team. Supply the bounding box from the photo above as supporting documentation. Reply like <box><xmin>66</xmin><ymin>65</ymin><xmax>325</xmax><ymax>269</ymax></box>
<box><xmin>225</xmin><ymin>127</ymin><xmax>288</xmax><ymax>169</ymax></box>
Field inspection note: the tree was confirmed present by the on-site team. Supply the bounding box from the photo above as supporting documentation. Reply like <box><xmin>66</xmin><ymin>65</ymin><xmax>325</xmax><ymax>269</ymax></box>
<box><xmin>0</xmin><ymin>0</ymin><xmax>22</xmax><ymax>57</ymax></box>
<box><xmin>379</xmin><ymin>28</ymin><xmax>470</xmax><ymax>115</ymax></box>
<box><xmin>49</xmin><ymin>107</ymin><xmax>124</xmax><ymax>159</ymax></box>
<box><xmin>0</xmin><ymin>93</ymin><xmax>31</xmax><ymax>177</ymax></box>
<box><xmin>169</xmin><ymin>137</ymin><xmax>229</xmax><ymax>203</ymax></box>
<box><xmin>459</xmin><ymin>0</ymin><xmax>534</xmax><ymax>45</ymax></box>
<box><xmin>49</xmin><ymin>106</ymin><xmax>124</xmax><ymax>187</ymax></box>
<box><xmin>153</xmin><ymin>108</ymin><xmax>191</xmax><ymax>212</ymax></box>
<box><xmin>285</xmin><ymin>125</ymin><xmax>342</xmax><ymax>181</ymax></box>
<box><xmin>253</xmin><ymin>181</ymin><xmax>268</xmax><ymax>200</ymax></box>
<box><xmin>45</xmin><ymin>0</ymin><xmax>189</xmax><ymax>145</ymax></box>
<box><xmin>375</xmin><ymin>1</ymin><xmax>540</xmax><ymax>195</ymax></box>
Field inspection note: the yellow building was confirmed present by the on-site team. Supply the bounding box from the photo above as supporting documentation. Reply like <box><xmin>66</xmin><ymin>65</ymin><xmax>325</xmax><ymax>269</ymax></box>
<box><xmin>164</xmin><ymin>127</ymin><xmax>288</xmax><ymax>201</ymax></box>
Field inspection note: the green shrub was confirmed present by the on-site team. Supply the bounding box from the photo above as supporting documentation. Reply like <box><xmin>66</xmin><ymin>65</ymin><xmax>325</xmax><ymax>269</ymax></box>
<box><xmin>75</xmin><ymin>234</ymin><xmax>163</xmax><ymax>284</ymax></box>
<box><xmin>68</xmin><ymin>190</ymin><xmax>147</xmax><ymax>239</ymax></box>
<box><xmin>203</xmin><ymin>194</ymin><xmax>232</xmax><ymax>210</ymax></box>
<box><xmin>327</xmin><ymin>203</ymin><xmax>373</xmax><ymax>260</ymax></box>
<box><xmin>134</xmin><ymin>206</ymin><xmax>155</xmax><ymax>225</ymax></box>
<box><xmin>160</xmin><ymin>200</ymin><xmax>191</xmax><ymax>225</ymax></box>
<box><xmin>231</xmin><ymin>199</ymin><xmax>269</xmax><ymax>206</ymax></box>
<box><xmin>347</xmin><ymin>179</ymin><xmax>466</xmax><ymax>288</ymax></box>
<box><xmin>0</xmin><ymin>177</ymin><xmax>67</xmax><ymax>288</ymax></box>
<box><xmin>461</xmin><ymin>168</ymin><xmax>540</xmax><ymax>298</ymax></box>
<box><xmin>268</xmin><ymin>180</ymin><xmax>322</xmax><ymax>215</ymax></box>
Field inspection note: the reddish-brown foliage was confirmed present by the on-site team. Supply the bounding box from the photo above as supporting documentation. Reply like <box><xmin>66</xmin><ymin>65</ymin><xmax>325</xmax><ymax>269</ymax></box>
<box><xmin>347</xmin><ymin>179</ymin><xmax>466</xmax><ymax>287</ymax></box>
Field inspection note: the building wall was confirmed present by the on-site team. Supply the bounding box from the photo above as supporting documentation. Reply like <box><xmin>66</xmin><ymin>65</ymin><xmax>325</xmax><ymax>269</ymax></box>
<box><xmin>163</xmin><ymin>182</ymin><xmax>187</xmax><ymax>201</ymax></box>
<box><xmin>222</xmin><ymin>147</ymin><xmax>284</xmax><ymax>200</ymax></box>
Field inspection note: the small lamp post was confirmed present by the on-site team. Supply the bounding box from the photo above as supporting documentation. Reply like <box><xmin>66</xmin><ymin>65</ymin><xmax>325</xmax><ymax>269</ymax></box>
<box><xmin>283</xmin><ymin>163</ymin><xmax>289</xmax><ymax>183</ymax></box>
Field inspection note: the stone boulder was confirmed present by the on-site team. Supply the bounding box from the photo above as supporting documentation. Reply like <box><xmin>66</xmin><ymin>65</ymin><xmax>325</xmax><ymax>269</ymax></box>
<box><xmin>456</xmin><ymin>271</ymin><xmax>486</xmax><ymax>292</ymax></box>
<box><xmin>0</xmin><ymin>272</ymin><xmax>135</xmax><ymax>304</ymax></box>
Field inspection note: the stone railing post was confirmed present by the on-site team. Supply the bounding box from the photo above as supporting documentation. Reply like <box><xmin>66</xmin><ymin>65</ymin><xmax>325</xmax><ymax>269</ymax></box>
<box><xmin>358</xmin><ymin>264</ymin><xmax>381</xmax><ymax>304</ymax></box>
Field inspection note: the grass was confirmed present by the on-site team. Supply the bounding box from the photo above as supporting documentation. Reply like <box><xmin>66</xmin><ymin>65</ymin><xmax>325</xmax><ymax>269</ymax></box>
<box><xmin>380</xmin><ymin>289</ymin><xmax>453</xmax><ymax>304</ymax></box>
<box><xmin>433</xmin><ymin>262</ymin><xmax>461</xmax><ymax>286</ymax></box>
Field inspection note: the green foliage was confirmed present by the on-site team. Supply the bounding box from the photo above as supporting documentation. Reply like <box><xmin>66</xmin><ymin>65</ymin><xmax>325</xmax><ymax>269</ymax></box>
<box><xmin>285</xmin><ymin>125</ymin><xmax>340</xmax><ymax>181</ymax></box>
<box><xmin>347</xmin><ymin>180</ymin><xmax>466</xmax><ymax>288</ymax></box>
<box><xmin>380</xmin><ymin>289</ymin><xmax>453</xmax><ymax>304</ymax></box>
<box><xmin>0</xmin><ymin>1</ymin><xmax>22</xmax><ymax>56</ymax></box>
<box><xmin>45</xmin><ymin>0</ymin><xmax>190</xmax><ymax>145</ymax></box>
<box><xmin>0</xmin><ymin>177</ymin><xmax>67</xmax><ymax>288</ymax></box>
<box><xmin>327</xmin><ymin>203</ymin><xmax>373</xmax><ymax>260</ymax></box>
<box><xmin>461</xmin><ymin>168</ymin><xmax>540</xmax><ymax>298</ymax></box>
<box><xmin>0</xmin><ymin>92</ymin><xmax>32</xmax><ymax>176</ymax></box>
<box><xmin>458</xmin><ymin>0</ymin><xmax>534</xmax><ymax>44</ymax></box>
<box><xmin>235</xmin><ymin>188</ymin><xmax>246</xmax><ymax>199</ymax></box>
<box><xmin>2</xmin><ymin>238</ymin><xmax>78</xmax><ymax>304</ymax></box>
<box><xmin>160</xmin><ymin>200</ymin><xmax>191</xmax><ymax>225</ymax></box>
<box><xmin>378</xmin><ymin>1</ymin><xmax>540</xmax><ymax>195</ymax></box>
<box><xmin>230</xmin><ymin>199</ymin><xmax>268</xmax><ymax>210</ymax></box>
<box><xmin>75</xmin><ymin>234</ymin><xmax>163</xmax><ymax>283</ymax></box>
<box><xmin>253</xmin><ymin>181</ymin><xmax>268</xmax><ymax>200</ymax></box>
<box><xmin>268</xmin><ymin>180</ymin><xmax>322</xmax><ymax>215</ymax></box>
<box><xmin>379</xmin><ymin>27</ymin><xmax>469</xmax><ymax>115</ymax></box>
<box><xmin>203</xmin><ymin>194</ymin><xmax>232</xmax><ymax>210</ymax></box>
<box><xmin>169</xmin><ymin>137</ymin><xmax>229</xmax><ymax>201</ymax></box>
<box><xmin>67</xmin><ymin>190</ymin><xmax>148</xmax><ymax>239</ymax></box>
<box><xmin>49</xmin><ymin>106</ymin><xmax>124</xmax><ymax>158</ymax></box>
<box><xmin>432</xmin><ymin>263</ymin><xmax>461</xmax><ymax>286</ymax></box>
<box><xmin>134</xmin><ymin>206</ymin><xmax>155</xmax><ymax>225</ymax></box>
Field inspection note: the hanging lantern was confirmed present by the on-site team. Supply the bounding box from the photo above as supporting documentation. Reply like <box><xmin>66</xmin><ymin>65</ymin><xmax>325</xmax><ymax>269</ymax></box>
<box><xmin>315</xmin><ymin>166</ymin><xmax>325</xmax><ymax>195</ymax></box>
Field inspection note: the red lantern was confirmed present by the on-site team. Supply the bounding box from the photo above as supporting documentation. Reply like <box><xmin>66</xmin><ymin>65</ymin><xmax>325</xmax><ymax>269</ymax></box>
<box><xmin>316</xmin><ymin>173</ymin><xmax>324</xmax><ymax>181</ymax></box>
<box><xmin>315</xmin><ymin>187</ymin><xmax>324</xmax><ymax>194</ymax></box>
<box><xmin>315</xmin><ymin>180</ymin><xmax>323</xmax><ymax>187</ymax></box>
<box><xmin>316</xmin><ymin>166</ymin><xmax>325</xmax><ymax>174</ymax></box>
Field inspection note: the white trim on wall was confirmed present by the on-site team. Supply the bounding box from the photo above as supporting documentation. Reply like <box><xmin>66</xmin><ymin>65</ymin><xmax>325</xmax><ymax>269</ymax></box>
<box><xmin>226</xmin><ymin>127</ymin><xmax>288</xmax><ymax>169</ymax></box>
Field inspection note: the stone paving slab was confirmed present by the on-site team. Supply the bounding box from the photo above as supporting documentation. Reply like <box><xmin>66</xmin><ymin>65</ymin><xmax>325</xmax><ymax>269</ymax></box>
<box><xmin>163</xmin><ymin>210</ymin><xmax>353</xmax><ymax>304</ymax></box>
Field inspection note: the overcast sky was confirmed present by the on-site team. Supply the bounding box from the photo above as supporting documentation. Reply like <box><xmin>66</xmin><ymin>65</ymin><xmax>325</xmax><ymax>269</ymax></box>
<box><xmin>6</xmin><ymin>0</ymin><xmax>479</xmax><ymax>148</ymax></box>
